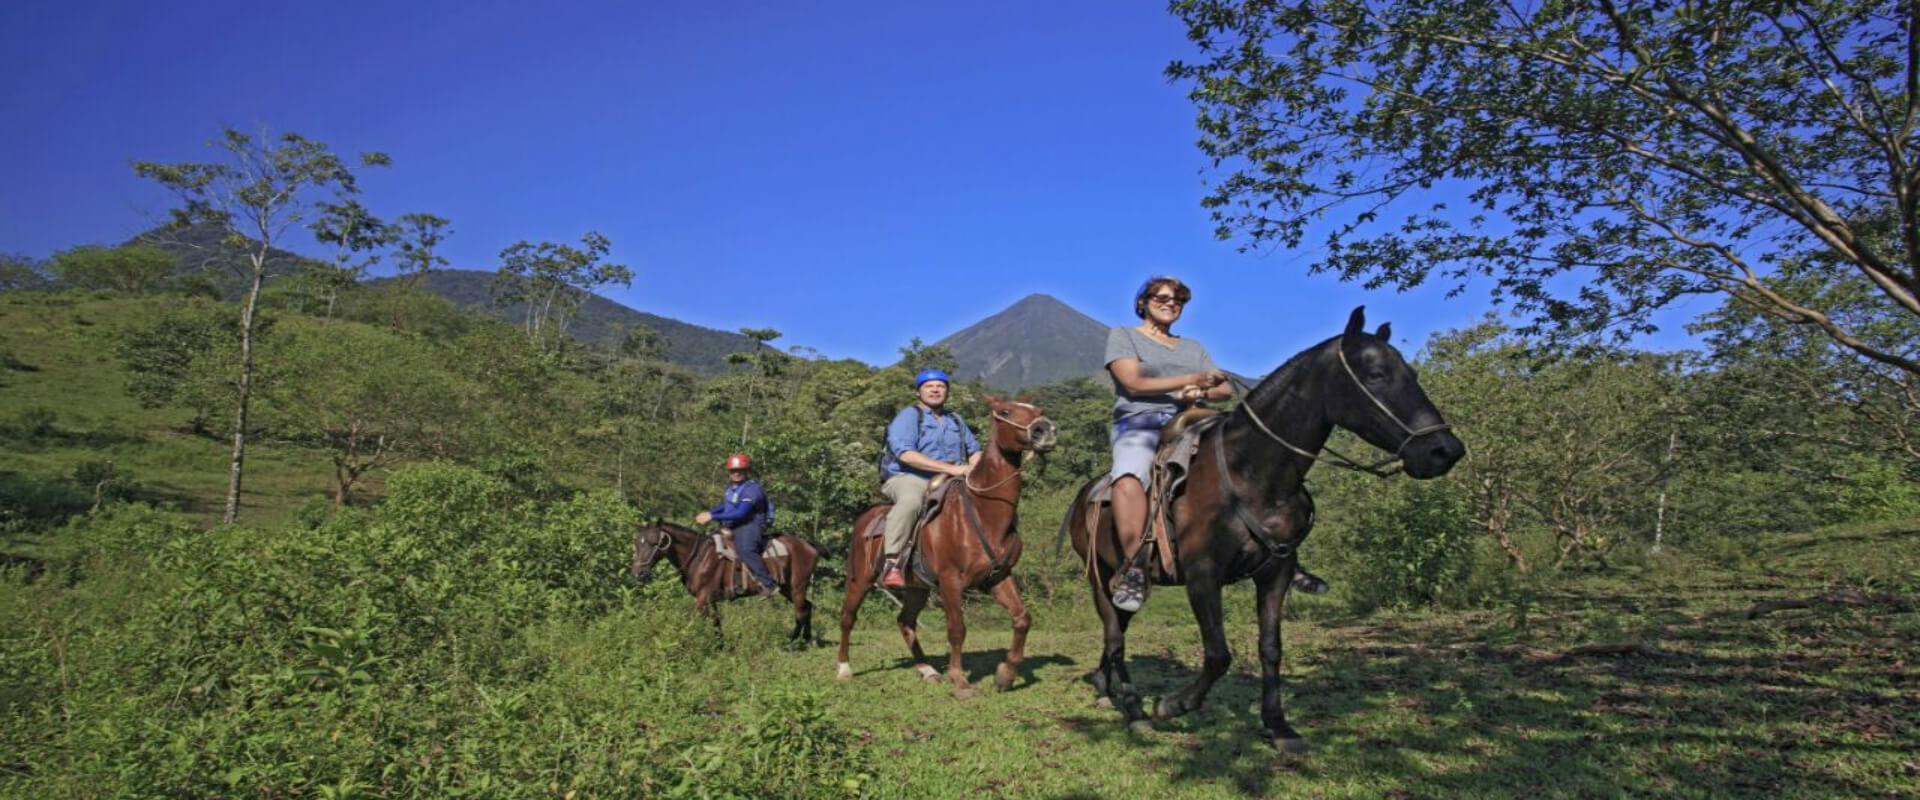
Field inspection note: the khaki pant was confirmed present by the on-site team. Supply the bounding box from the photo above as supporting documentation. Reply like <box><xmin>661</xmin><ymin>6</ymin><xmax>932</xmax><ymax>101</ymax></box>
<box><xmin>881</xmin><ymin>473</ymin><xmax>930</xmax><ymax>557</ymax></box>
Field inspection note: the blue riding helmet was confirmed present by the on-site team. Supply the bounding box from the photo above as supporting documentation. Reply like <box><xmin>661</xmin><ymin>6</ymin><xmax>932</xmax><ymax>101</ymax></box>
<box><xmin>914</xmin><ymin>368</ymin><xmax>952</xmax><ymax>389</ymax></box>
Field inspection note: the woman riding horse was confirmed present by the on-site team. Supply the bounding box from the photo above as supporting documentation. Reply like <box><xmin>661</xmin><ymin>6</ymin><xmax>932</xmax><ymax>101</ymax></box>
<box><xmin>1103</xmin><ymin>276</ymin><xmax>1328</xmax><ymax>612</ymax></box>
<box><xmin>1068</xmin><ymin>307</ymin><xmax>1464</xmax><ymax>752</ymax></box>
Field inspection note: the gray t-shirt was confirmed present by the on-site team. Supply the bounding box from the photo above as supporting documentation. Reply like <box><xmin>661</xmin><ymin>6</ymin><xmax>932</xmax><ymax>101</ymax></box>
<box><xmin>1104</xmin><ymin>326</ymin><xmax>1218</xmax><ymax>420</ymax></box>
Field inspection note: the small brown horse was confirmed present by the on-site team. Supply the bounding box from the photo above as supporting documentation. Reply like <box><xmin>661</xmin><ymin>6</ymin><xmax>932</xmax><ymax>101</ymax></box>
<box><xmin>631</xmin><ymin>521</ymin><xmax>821</xmax><ymax>643</ymax></box>
<box><xmin>1066</xmin><ymin>307</ymin><xmax>1465</xmax><ymax>752</ymax></box>
<box><xmin>836</xmin><ymin>395</ymin><xmax>1057</xmax><ymax>697</ymax></box>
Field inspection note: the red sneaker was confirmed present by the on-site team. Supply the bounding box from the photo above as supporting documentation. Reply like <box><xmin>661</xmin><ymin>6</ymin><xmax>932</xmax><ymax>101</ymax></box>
<box><xmin>881</xmin><ymin>559</ymin><xmax>907</xmax><ymax>588</ymax></box>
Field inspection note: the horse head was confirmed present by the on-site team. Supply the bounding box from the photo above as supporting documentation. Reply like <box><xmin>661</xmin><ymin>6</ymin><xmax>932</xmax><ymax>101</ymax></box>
<box><xmin>983</xmin><ymin>394</ymin><xmax>1058</xmax><ymax>453</ymax></box>
<box><xmin>1324</xmin><ymin>307</ymin><xmax>1465</xmax><ymax>479</ymax></box>
<box><xmin>631</xmin><ymin>519</ymin><xmax>677</xmax><ymax>582</ymax></box>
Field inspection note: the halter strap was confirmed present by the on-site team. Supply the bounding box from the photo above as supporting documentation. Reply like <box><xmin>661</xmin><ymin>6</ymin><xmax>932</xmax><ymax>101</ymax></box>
<box><xmin>1230</xmin><ymin>336</ymin><xmax>1451</xmax><ymax>478</ymax></box>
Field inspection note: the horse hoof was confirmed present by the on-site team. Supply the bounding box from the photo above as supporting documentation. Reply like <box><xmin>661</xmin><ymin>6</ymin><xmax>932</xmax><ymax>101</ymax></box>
<box><xmin>835</xmin><ymin>662</ymin><xmax>852</xmax><ymax>682</ymax></box>
<box><xmin>1093</xmin><ymin>696</ymin><xmax>1115</xmax><ymax>710</ymax></box>
<box><xmin>1127</xmin><ymin>719</ymin><xmax>1156</xmax><ymax>734</ymax></box>
<box><xmin>1273</xmin><ymin>737</ymin><xmax>1309</xmax><ymax>754</ymax></box>
<box><xmin>954</xmin><ymin>687</ymin><xmax>976</xmax><ymax>700</ymax></box>
<box><xmin>917</xmin><ymin>664</ymin><xmax>941</xmax><ymax>682</ymax></box>
<box><xmin>1152</xmin><ymin>699</ymin><xmax>1180</xmax><ymax>720</ymax></box>
<box><xmin>993</xmin><ymin>666</ymin><xmax>1015</xmax><ymax>691</ymax></box>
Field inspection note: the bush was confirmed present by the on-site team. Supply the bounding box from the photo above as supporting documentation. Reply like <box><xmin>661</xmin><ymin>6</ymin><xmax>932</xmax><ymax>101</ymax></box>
<box><xmin>1344</xmin><ymin>482</ymin><xmax>1475</xmax><ymax>610</ymax></box>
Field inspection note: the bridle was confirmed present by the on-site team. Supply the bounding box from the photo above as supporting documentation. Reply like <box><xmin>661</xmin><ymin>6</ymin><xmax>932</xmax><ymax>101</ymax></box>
<box><xmin>633</xmin><ymin>525</ymin><xmax>676</xmax><ymax>571</ymax></box>
<box><xmin>1230</xmin><ymin>337</ymin><xmax>1451</xmax><ymax>478</ymax></box>
<box><xmin>964</xmin><ymin>403</ymin><xmax>1053</xmax><ymax>494</ymax></box>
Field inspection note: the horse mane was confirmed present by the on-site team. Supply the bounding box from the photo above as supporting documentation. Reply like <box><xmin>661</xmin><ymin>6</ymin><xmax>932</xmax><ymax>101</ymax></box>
<box><xmin>1238</xmin><ymin>333</ymin><xmax>1345</xmax><ymax>416</ymax></box>
<box><xmin>647</xmin><ymin>520</ymin><xmax>704</xmax><ymax>539</ymax></box>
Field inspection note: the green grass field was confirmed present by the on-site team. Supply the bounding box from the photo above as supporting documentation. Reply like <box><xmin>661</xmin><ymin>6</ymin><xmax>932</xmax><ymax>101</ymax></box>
<box><xmin>4</xmin><ymin>292</ymin><xmax>1916</xmax><ymax>797</ymax></box>
<box><xmin>724</xmin><ymin>521</ymin><xmax>1918</xmax><ymax>798</ymax></box>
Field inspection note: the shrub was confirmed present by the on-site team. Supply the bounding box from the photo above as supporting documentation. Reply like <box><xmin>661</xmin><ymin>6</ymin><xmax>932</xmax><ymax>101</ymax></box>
<box><xmin>1345</xmin><ymin>482</ymin><xmax>1475</xmax><ymax>610</ymax></box>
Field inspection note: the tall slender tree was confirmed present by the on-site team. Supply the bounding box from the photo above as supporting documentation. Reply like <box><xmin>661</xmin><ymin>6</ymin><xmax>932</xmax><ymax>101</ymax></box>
<box><xmin>135</xmin><ymin>128</ymin><xmax>390</xmax><ymax>522</ymax></box>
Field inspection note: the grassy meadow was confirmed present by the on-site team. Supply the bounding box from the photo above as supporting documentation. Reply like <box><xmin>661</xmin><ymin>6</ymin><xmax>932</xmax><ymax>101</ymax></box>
<box><xmin>2</xmin><ymin>291</ymin><xmax>1917</xmax><ymax>798</ymax></box>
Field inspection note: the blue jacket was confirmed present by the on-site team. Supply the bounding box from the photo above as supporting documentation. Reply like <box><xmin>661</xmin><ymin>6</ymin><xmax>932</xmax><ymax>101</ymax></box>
<box><xmin>883</xmin><ymin>404</ymin><xmax>980</xmax><ymax>480</ymax></box>
<box><xmin>709</xmin><ymin>479</ymin><xmax>769</xmax><ymax>526</ymax></box>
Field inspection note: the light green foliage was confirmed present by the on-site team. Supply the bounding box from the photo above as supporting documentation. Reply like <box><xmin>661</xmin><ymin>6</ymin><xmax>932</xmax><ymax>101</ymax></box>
<box><xmin>1343</xmin><ymin>482</ymin><xmax>1474</xmax><ymax>609</ymax></box>
<box><xmin>49</xmin><ymin>244</ymin><xmax>178</xmax><ymax>294</ymax></box>
<box><xmin>488</xmin><ymin>232</ymin><xmax>633</xmax><ymax>351</ymax></box>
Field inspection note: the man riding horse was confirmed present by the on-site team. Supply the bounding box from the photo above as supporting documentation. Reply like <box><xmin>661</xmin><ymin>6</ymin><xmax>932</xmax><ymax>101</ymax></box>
<box><xmin>695</xmin><ymin>452</ymin><xmax>778</xmax><ymax>599</ymax></box>
<box><xmin>878</xmin><ymin>368</ymin><xmax>981</xmax><ymax>588</ymax></box>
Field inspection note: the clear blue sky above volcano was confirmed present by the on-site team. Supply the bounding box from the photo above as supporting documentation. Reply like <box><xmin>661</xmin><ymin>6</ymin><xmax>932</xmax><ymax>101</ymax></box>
<box><xmin>0</xmin><ymin>0</ymin><xmax>1709</xmax><ymax>373</ymax></box>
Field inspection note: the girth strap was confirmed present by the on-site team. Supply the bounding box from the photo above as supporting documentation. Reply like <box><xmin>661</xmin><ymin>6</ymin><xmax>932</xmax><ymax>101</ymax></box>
<box><xmin>957</xmin><ymin>488</ymin><xmax>1012</xmax><ymax>587</ymax></box>
<box><xmin>1211</xmin><ymin>429</ymin><xmax>1296</xmax><ymax>567</ymax></box>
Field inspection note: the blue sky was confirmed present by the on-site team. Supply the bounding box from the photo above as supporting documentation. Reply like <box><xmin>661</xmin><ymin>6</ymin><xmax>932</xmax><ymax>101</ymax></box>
<box><xmin>0</xmin><ymin>0</ymin><xmax>1711</xmax><ymax>373</ymax></box>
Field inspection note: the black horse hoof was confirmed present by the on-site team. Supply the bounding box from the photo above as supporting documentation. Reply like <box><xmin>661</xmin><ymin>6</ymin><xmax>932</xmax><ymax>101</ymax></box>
<box><xmin>1127</xmin><ymin>719</ymin><xmax>1156</xmax><ymax>733</ymax></box>
<box><xmin>1094</xmin><ymin>696</ymin><xmax>1115</xmax><ymax>710</ymax></box>
<box><xmin>1272</xmin><ymin>737</ymin><xmax>1309</xmax><ymax>754</ymax></box>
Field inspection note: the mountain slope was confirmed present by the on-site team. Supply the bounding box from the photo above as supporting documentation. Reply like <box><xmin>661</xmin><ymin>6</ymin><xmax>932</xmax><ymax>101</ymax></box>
<box><xmin>936</xmin><ymin>294</ymin><xmax>1111</xmax><ymax>390</ymax></box>
<box><xmin>396</xmin><ymin>270</ymin><xmax>759</xmax><ymax>371</ymax></box>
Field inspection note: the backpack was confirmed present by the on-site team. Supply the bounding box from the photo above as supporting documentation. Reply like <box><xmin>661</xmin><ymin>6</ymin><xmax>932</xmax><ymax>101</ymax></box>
<box><xmin>877</xmin><ymin>406</ymin><xmax>966</xmax><ymax>482</ymax></box>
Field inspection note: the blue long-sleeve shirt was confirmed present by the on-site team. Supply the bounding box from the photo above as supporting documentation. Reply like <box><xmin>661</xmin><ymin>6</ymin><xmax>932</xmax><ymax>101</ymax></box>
<box><xmin>883</xmin><ymin>404</ymin><xmax>980</xmax><ymax>480</ymax></box>
<box><xmin>708</xmin><ymin>479</ymin><xmax>768</xmax><ymax>526</ymax></box>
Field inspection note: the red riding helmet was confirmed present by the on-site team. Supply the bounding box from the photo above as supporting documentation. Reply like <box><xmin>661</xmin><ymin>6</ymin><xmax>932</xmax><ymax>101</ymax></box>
<box><xmin>724</xmin><ymin>453</ymin><xmax>752</xmax><ymax>471</ymax></box>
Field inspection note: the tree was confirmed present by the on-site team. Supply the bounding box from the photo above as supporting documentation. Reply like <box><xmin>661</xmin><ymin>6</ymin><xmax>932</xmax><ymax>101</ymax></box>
<box><xmin>897</xmin><ymin>336</ymin><xmax>958</xmax><ymax>375</ymax></box>
<box><xmin>1692</xmin><ymin>217</ymin><xmax>1920</xmax><ymax>465</ymax></box>
<box><xmin>0</xmin><ymin>253</ymin><xmax>55</xmax><ymax>292</ymax></box>
<box><xmin>391</xmin><ymin>212</ymin><xmax>452</xmax><ymax>291</ymax></box>
<box><xmin>135</xmin><ymin>128</ymin><xmax>390</xmax><ymax>522</ymax></box>
<box><xmin>1170</xmin><ymin>0</ymin><xmax>1920</xmax><ymax>375</ymax></box>
<box><xmin>269</xmin><ymin>320</ymin><xmax>459</xmax><ymax>506</ymax></box>
<box><xmin>725</xmin><ymin>327</ymin><xmax>789</xmax><ymax>445</ymax></box>
<box><xmin>308</xmin><ymin>199</ymin><xmax>393</xmax><ymax>321</ymax></box>
<box><xmin>488</xmin><ymin>232</ymin><xmax>632</xmax><ymax>351</ymax></box>
<box><xmin>49</xmin><ymin>245</ymin><xmax>177</xmax><ymax>294</ymax></box>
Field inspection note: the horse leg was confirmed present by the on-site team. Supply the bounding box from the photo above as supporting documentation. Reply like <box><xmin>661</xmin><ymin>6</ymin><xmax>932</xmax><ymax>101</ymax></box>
<box><xmin>896</xmin><ymin>588</ymin><xmax>939</xmax><ymax>682</ymax></box>
<box><xmin>1255</xmin><ymin>567</ymin><xmax>1308</xmax><ymax>753</ymax></box>
<box><xmin>937</xmin><ymin>577</ymin><xmax>975</xmax><ymax>699</ymax></box>
<box><xmin>1155</xmin><ymin>577</ymin><xmax>1228</xmax><ymax>721</ymax></box>
<box><xmin>987</xmin><ymin>577</ymin><xmax>1030</xmax><ymax>691</ymax></box>
<box><xmin>1088</xmin><ymin>556</ymin><xmax>1151</xmax><ymax>729</ymax></box>
<box><xmin>836</xmin><ymin>556</ymin><xmax>872</xmax><ymax>681</ymax></box>
<box><xmin>787</xmin><ymin>558</ymin><xmax>813</xmax><ymax>646</ymax></box>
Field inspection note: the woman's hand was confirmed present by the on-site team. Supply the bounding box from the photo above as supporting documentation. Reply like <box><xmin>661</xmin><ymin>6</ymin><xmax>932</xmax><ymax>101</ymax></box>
<box><xmin>1198</xmin><ymin>369</ymin><xmax>1229</xmax><ymax>388</ymax></box>
<box><xmin>695</xmin><ymin>511</ymin><xmax>713</xmax><ymax>525</ymax></box>
<box><xmin>1176</xmin><ymin>385</ymin><xmax>1202</xmax><ymax>403</ymax></box>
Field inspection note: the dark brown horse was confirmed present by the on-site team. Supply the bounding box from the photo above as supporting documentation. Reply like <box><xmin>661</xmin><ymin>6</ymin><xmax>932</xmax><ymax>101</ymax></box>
<box><xmin>836</xmin><ymin>395</ymin><xmax>1057</xmax><ymax>697</ymax></box>
<box><xmin>1065</xmin><ymin>307</ymin><xmax>1465</xmax><ymax>752</ymax></box>
<box><xmin>631</xmin><ymin>521</ymin><xmax>821</xmax><ymax>643</ymax></box>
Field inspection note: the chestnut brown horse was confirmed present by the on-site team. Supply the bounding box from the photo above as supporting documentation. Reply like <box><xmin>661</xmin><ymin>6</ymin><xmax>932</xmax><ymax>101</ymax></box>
<box><xmin>631</xmin><ymin>521</ymin><xmax>821</xmax><ymax>643</ymax></box>
<box><xmin>1065</xmin><ymin>307</ymin><xmax>1465</xmax><ymax>752</ymax></box>
<box><xmin>836</xmin><ymin>395</ymin><xmax>1057</xmax><ymax>697</ymax></box>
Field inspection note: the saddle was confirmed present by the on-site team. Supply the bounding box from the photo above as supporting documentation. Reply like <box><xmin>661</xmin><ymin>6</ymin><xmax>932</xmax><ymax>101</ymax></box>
<box><xmin>861</xmin><ymin>477</ymin><xmax>1009</xmax><ymax>589</ymax></box>
<box><xmin>711</xmin><ymin>531</ymin><xmax>792</xmax><ymax>598</ymax></box>
<box><xmin>1083</xmin><ymin>408</ymin><xmax>1223</xmax><ymax>581</ymax></box>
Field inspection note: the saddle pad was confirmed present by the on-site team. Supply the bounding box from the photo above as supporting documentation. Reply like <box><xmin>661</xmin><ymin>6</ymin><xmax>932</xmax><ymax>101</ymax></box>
<box><xmin>712</xmin><ymin>532</ymin><xmax>790</xmax><ymax>560</ymax></box>
<box><xmin>861</xmin><ymin>478</ymin><xmax>959</xmax><ymax>540</ymax></box>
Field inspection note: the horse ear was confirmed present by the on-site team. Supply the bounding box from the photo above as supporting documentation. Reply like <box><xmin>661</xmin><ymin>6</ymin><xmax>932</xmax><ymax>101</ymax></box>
<box><xmin>1016</xmin><ymin>393</ymin><xmax>1032</xmax><ymax>403</ymax></box>
<box><xmin>1375</xmin><ymin>322</ymin><xmax>1392</xmax><ymax>341</ymax></box>
<box><xmin>983</xmin><ymin>392</ymin><xmax>1000</xmax><ymax>404</ymax></box>
<box><xmin>1344</xmin><ymin>306</ymin><xmax>1366</xmax><ymax>338</ymax></box>
<box><xmin>651</xmin><ymin>517</ymin><xmax>662</xmax><ymax>527</ymax></box>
